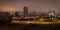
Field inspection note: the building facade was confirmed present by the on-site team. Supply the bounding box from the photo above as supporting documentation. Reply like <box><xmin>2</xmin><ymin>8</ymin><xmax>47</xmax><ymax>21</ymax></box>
<box><xmin>23</xmin><ymin>7</ymin><xmax>28</xmax><ymax>17</ymax></box>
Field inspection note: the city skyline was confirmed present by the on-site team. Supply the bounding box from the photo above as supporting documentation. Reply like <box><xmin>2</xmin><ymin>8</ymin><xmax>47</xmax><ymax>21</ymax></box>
<box><xmin>0</xmin><ymin>0</ymin><xmax>60</xmax><ymax>13</ymax></box>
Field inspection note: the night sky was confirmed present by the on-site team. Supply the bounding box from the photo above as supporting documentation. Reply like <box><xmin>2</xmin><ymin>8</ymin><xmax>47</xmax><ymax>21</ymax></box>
<box><xmin>0</xmin><ymin>0</ymin><xmax>60</xmax><ymax>13</ymax></box>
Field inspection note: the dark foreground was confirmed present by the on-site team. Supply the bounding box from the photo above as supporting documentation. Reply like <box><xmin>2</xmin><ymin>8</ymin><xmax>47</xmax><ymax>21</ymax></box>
<box><xmin>0</xmin><ymin>24</ymin><xmax>60</xmax><ymax>30</ymax></box>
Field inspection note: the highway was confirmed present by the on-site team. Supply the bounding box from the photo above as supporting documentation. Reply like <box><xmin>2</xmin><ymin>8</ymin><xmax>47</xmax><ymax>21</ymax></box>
<box><xmin>11</xmin><ymin>20</ymin><xmax>60</xmax><ymax>25</ymax></box>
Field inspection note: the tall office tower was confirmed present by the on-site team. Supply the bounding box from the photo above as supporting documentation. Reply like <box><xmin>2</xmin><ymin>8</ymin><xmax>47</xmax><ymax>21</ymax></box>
<box><xmin>23</xmin><ymin>7</ymin><xmax>28</xmax><ymax>17</ymax></box>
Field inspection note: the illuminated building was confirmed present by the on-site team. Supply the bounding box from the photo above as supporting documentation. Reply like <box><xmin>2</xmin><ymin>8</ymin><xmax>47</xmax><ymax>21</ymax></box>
<box><xmin>15</xmin><ymin>12</ymin><xmax>23</xmax><ymax>17</ymax></box>
<box><xmin>48</xmin><ymin>10</ymin><xmax>54</xmax><ymax>16</ymax></box>
<box><xmin>23</xmin><ymin>7</ymin><xmax>28</xmax><ymax>17</ymax></box>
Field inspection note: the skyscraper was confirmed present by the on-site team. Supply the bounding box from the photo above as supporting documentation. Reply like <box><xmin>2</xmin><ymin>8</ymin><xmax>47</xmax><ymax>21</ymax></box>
<box><xmin>23</xmin><ymin>7</ymin><xmax>28</xmax><ymax>17</ymax></box>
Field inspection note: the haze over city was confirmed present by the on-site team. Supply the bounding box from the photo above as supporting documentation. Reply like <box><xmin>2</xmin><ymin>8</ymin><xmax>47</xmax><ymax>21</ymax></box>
<box><xmin>0</xmin><ymin>0</ymin><xmax>60</xmax><ymax>13</ymax></box>
<box><xmin>1</xmin><ymin>0</ymin><xmax>60</xmax><ymax>30</ymax></box>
